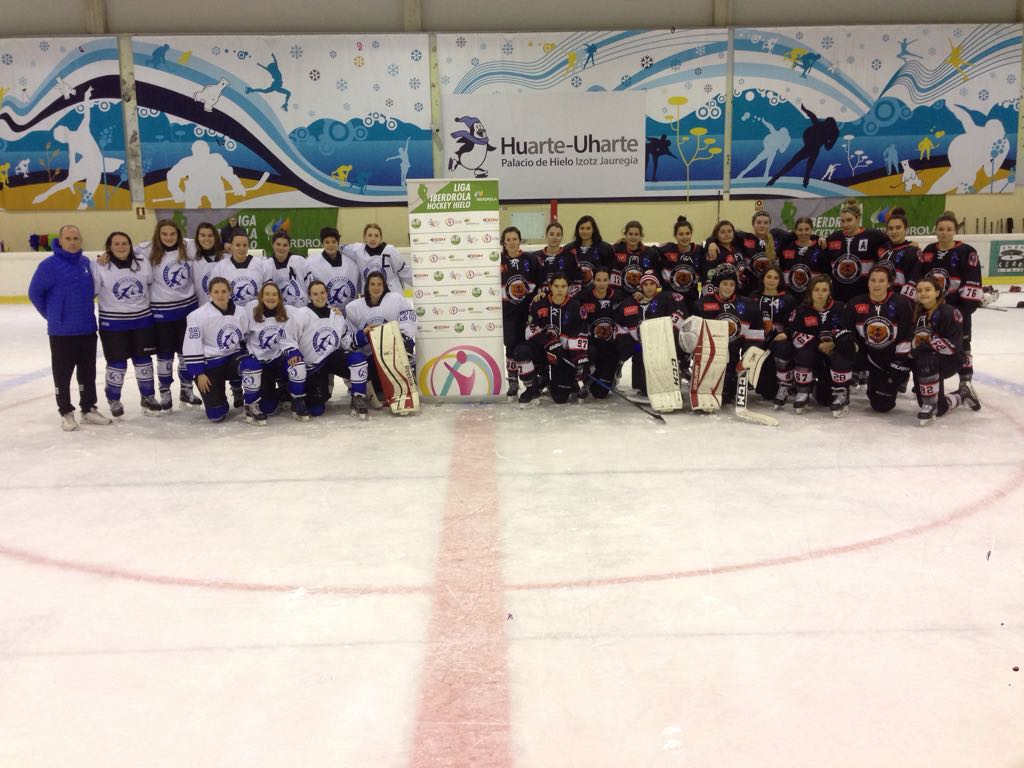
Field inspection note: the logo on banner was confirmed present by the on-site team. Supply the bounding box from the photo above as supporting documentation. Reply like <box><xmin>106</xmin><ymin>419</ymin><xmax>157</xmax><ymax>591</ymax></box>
<box><xmin>447</xmin><ymin>115</ymin><xmax>496</xmax><ymax>178</ymax></box>
<box><xmin>420</xmin><ymin>344</ymin><xmax>503</xmax><ymax>396</ymax></box>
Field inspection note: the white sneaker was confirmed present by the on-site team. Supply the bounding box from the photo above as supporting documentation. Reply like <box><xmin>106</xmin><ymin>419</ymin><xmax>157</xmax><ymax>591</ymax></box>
<box><xmin>81</xmin><ymin>407</ymin><xmax>112</xmax><ymax>425</ymax></box>
<box><xmin>61</xmin><ymin>412</ymin><xmax>79</xmax><ymax>431</ymax></box>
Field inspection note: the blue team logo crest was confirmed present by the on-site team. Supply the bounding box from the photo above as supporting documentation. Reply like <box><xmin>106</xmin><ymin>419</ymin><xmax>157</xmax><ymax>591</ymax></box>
<box><xmin>232</xmin><ymin>278</ymin><xmax>259</xmax><ymax>304</ymax></box>
<box><xmin>367</xmin><ymin>315</ymin><xmax>387</xmax><ymax>328</ymax></box>
<box><xmin>281</xmin><ymin>279</ymin><xmax>303</xmax><ymax>305</ymax></box>
<box><xmin>216</xmin><ymin>324</ymin><xmax>243</xmax><ymax>351</ymax></box>
<box><xmin>312</xmin><ymin>327</ymin><xmax>340</xmax><ymax>354</ymax></box>
<box><xmin>201</xmin><ymin>274</ymin><xmax>212</xmax><ymax>295</ymax></box>
<box><xmin>112</xmin><ymin>277</ymin><xmax>145</xmax><ymax>302</ymax></box>
<box><xmin>257</xmin><ymin>326</ymin><xmax>285</xmax><ymax>351</ymax></box>
<box><xmin>328</xmin><ymin>278</ymin><xmax>356</xmax><ymax>306</ymax></box>
<box><xmin>163</xmin><ymin>261</ymin><xmax>192</xmax><ymax>288</ymax></box>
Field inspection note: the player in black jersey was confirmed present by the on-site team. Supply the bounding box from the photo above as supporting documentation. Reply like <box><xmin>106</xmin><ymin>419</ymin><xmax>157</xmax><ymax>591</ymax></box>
<box><xmin>614</xmin><ymin>272</ymin><xmax>687</xmax><ymax>401</ymax></box>
<box><xmin>609</xmin><ymin>220</ymin><xmax>661</xmax><ymax>296</ymax></box>
<box><xmin>778</xmin><ymin>217</ymin><xmax>827</xmax><ymax>301</ymax></box>
<box><xmin>658</xmin><ymin>216</ymin><xmax>704</xmax><ymax>310</ymax></box>
<box><xmin>787</xmin><ymin>275</ymin><xmax>843</xmax><ymax>413</ymax></box>
<box><xmin>576</xmin><ymin>265</ymin><xmax>626</xmax><ymax>398</ymax></box>
<box><xmin>824</xmin><ymin>200</ymin><xmax>887</xmax><ymax>303</ymax></box>
<box><xmin>754</xmin><ymin>265</ymin><xmax>798</xmax><ymax>405</ymax></box>
<box><xmin>877</xmin><ymin>207</ymin><xmax>921</xmax><ymax>301</ymax></box>
<box><xmin>563</xmin><ymin>215</ymin><xmax>614</xmax><ymax>291</ymax></box>
<box><xmin>500</xmin><ymin>226</ymin><xmax>541</xmax><ymax>399</ymax></box>
<box><xmin>533</xmin><ymin>221</ymin><xmax>583</xmax><ymax>296</ymax></box>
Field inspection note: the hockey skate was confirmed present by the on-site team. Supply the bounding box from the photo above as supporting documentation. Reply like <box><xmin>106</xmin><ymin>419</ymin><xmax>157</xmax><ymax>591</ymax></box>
<box><xmin>773</xmin><ymin>384</ymin><xmax>790</xmax><ymax>409</ymax></box>
<box><xmin>108</xmin><ymin>399</ymin><xmax>125</xmax><ymax>419</ymax></box>
<box><xmin>245</xmin><ymin>402</ymin><xmax>267</xmax><ymax>426</ymax></box>
<box><xmin>141</xmin><ymin>395</ymin><xmax>163</xmax><ymax>416</ymax></box>
<box><xmin>291</xmin><ymin>396</ymin><xmax>310</xmax><ymax>422</ymax></box>
<box><xmin>351</xmin><ymin>392</ymin><xmax>368</xmax><ymax>420</ymax></box>
<box><xmin>957</xmin><ymin>380</ymin><xmax>982</xmax><ymax>411</ymax></box>
<box><xmin>518</xmin><ymin>383</ymin><xmax>541</xmax><ymax>408</ymax></box>
<box><xmin>830</xmin><ymin>387</ymin><xmax>850</xmax><ymax>418</ymax></box>
<box><xmin>793</xmin><ymin>389</ymin><xmax>810</xmax><ymax>414</ymax></box>
<box><xmin>81</xmin><ymin>407</ymin><xmax>112</xmax><ymax>425</ymax></box>
<box><xmin>179</xmin><ymin>385</ymin><xmax>203</xmax><ymax>407</ymax></box>
<box><xmin>231</xmin><ymin>386</ymin><xmax>244</xmax><ymax>409</ymax></box>
<box><xmin>917</xmin><ymin>402</ymin><xmax>937</xmax><ymax>426</ymax></box>
<box><xmin>159</xmin><ymin>389</ymin><xmax>173</xmax><ymax>412</ymax></box>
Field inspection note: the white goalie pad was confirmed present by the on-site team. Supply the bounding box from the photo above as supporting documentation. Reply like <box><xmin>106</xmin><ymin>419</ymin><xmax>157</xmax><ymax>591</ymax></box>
<box><xmin>740</xmin><ymin>346</ymin><xmax>771</xmax><ymax>388</ymax></box>
<box><xmin>639</xmin><ymin>316</ymin><xmax>683</xmax><ymax>413</ymax></box>
<box><xmin>689</xmin><ymin>319</ymin><xmax>729</xmax><ymax>412</ymax></box>
<box><xmin>368</xmin><ymin>321</ymin><xmax>420</xmax><ymax>414</ymax></box>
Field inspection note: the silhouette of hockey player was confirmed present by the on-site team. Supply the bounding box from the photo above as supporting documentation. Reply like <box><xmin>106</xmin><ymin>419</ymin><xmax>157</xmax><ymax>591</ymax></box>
<box><xmin>148</xmin><ymin>44</ymin><xmax>170</xmax><ymax>69</ymax></box>
<box><xmin>736</xmin><ymin>119</ymin><xmax>791</xmax><ymax>180</ymax></box>
<box><xmin>165</xmin><ymin>140</ymin><xmax>245</xmax><ymax>208</ymax></box>
<box><xmin>583</xmin><ymin>43</ymin><xmax>598</xmax><ymax>69</ymax></box>
<box><xmin>768</xmin><ymin>104</ymin><xmax>839</xmax><ymax>189</ymax></box>
<box><xmin>883</xmin><ymin>143</ymin><xmax>900</xmax><ymax>175</ymax></box>
<box><xmin>896</xmin><ymin>38</ymin><xmax>922</xmax><ymax>61</ymax></box>
<box><xmin>386</xmin><ymin>137</ymin><xmax>412</xmax><ymax>186</ymax></box>
<box><xmin>645</xmin><ymin>134</ymin><xmax>676</xmax><ymax>181</ymax></box>
<box><xmin>917</xmin><ymin>136</ymin><xmax>935</xmax><ymax>161</ymax></box>
<box><xmin>33</xmin><ymin>87</ymin><xmax>124</xmax><ymax>210</ymax></box>
<box><xmin>246</xmin><ymin>53</ymin><xmax>292</xmax><ymax>111</ymax></box>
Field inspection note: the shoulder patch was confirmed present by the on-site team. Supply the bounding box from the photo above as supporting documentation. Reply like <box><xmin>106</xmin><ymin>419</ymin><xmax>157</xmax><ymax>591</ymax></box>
<box><xmin>623</xmin><ymin>304</ymin><xmax>639</xmax><ymax>316</ymax></box>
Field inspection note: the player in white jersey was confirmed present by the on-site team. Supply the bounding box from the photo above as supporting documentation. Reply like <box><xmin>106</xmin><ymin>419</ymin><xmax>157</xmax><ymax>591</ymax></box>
<box><xmin>345</xmin><ymin>223</ymin><xmax>412</xmax><ymax>296</ymax></box>
<box><xmin>92</xmin><ymin>231</ymin><xmax>161</xmax><ymax>417</ymax></box>
<box><xmin>136</xmin><ymin>218</ymin><xmax>200</xmax><ymax>411</ymax></box>
<box><xmin>238</xmin><ymin>282</ymin><xmax>309</xmax><ymax>425</ymax></box>
<box><xmin>290</xmin><ymin>279</ymin><xmax>370</xmax><ymax>418</ymax></box>
<box><xmin>182</xmin><ymin>277</ymin><xmax>248</xmax><ymax>423</ymax></box>
<box><xmin>345</xmin><ymin>271</ymin><xmax>417</xmax><ymax>405</ymax></box>
<box><xmin>269</xmin><ymin>230</ymin><xmax>310</xmax><ymax>307</ymax></box>
<box><xmin>212</xmin><ymin>229</ymin><xmax>274</xmax><ymax>308</ymax></box>
<box><xmin>191</xmin><ymin>222</ymin><xmax>224</xmax><ymax>307</ymax></box>
<box><xmin>306</xmin><ymin>226</ymin><xmax>360</xmax><ymax>312</ymax></box>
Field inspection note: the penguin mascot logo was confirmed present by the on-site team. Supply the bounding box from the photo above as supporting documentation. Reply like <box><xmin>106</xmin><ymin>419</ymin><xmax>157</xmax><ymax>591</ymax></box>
<box><xmin>448</xmin><ymin>116</ymin><xmax>496</xmax><ymax>178</ymax></box>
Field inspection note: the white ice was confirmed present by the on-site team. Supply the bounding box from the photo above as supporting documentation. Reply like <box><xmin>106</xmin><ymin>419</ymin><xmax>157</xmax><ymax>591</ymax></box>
<box><xmin>1</xmin><ymin>299</ymin><xmax>1022</xmax><ymax>768</ymax></box>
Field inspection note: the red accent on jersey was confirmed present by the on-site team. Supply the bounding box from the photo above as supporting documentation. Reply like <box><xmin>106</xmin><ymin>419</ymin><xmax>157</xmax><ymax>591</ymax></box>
<box><xmin>536</xmin><ymin>307</ymin><xmax>549</xmax><ymax>318</ymax></box>
<box><xmin>622</xmin><ymin>304</ymin><xmax>639</xmax><ymax>316</ymax></box>
<box><xmin>855</xmin><ymin>303</ymin><xmax>869</xmax><ymax>314</ymax></box>
<box><xmin>804</xmin><ymin>316</ymin><xmax>819</xmax><ymax>327</ymax></box>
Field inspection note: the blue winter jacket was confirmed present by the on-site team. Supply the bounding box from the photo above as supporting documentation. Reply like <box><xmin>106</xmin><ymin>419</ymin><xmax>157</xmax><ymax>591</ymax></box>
<box><xmin>28</xmin><ymin>244</ymin><xmax>98</xmax><ymax>336</ymax></box>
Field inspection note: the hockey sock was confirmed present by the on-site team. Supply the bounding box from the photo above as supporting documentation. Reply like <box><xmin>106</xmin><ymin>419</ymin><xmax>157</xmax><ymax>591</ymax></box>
<box><xmin>177</xmin><ymin>357</ymin><xmax>193</xmax><ymax>386</ymax></box>
<box><xmin>104</xmin><ymin>361</ymin><xmax>127</xmax><ymax>401</ymax></box>
<box><xmin>156</xmin><ymin>356</ymin><xmax>174</xmax><ymax>391</ymax></box>
<box><xmin>347</xmin><ymin>352</ymin><xmax>369</xmax><ymax>395</ymax></box>
<box><xmin>286</xmin><ymin>354</ymin><xmax>307</xmax><ymax>398</ymax></box>
<box><xmin>132</xmin><ymin>356</ymin><xmax>155</xmax><ymax>397</ymax></box>
<box><xmin>240</xmin><ymin>357</ymin><xmax>262</xmax><ymax>406</ymax></box>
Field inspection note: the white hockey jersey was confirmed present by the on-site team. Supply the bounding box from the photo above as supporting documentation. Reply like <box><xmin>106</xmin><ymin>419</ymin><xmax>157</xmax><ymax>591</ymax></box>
<box><xmin>138</xmin><ymin>239</ymin><xmax>198</xmax><ymax>321</ymax></box>
<box><xmin>192</xmin><ymin>252</ymin><xmax>224</xmax><ymax>306</ymax></box>
<box><xmin>290</xmin><ymin>305</ymin><xmax>356</xmax><ymax>367</ymax></box>
<box><xmin>306</xmin><ymin>251</ymin><xmax>360</xmax><ymax>311</ymax></box>
<box><xmin>92</xmin><ymin>255</ymin><xmax>154</xmax><ymax>331</ymax></box>
<box><xmin>242</xmin><ymin>305</ymin><xmax>301</xmax><ymax>363</ymax></box>
<box><xmin>212</xmin><ymin>255</ymin><xmax>274</xmax><ymax>307</ymax></box>
<box><xmin>345</xmin><ymin>242</ymin><xmax>412</xmax><ymax>295</ymax></box>
<box><xmin>345</xmin><ymin>292</ymin><xmax>417</xmax><ymax>351</ymax></box>
<box><xmin>269</xmin><ymin>253</ymin><xmax>311</xmax><ymax>307</ymax></box>
<box><xmin>182</xmin><ymin>301</ymin><xmax>246</xmax><ymax>377</ymax></box>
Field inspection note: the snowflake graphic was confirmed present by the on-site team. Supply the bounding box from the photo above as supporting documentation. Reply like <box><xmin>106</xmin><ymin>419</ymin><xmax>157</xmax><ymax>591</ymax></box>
<box><xmin>928</xmin><ymin>48</ymin><xmax>936</xmax><ymax>56</ymax></box>
<box><xmin>415</xmin><ymin>102</ymin><xmax>423</xmax><ymax>112</ymax></box>
<box><xmin>442</xmin><ymin>75</ymin><xmax>450</xmax><ymax>85</ymax></box>
<box><xmin>1008</xmin><ymin>74</ymin><xmax>1017</xmax><ymax>85</ymax></box>
<box><xmin>343</xmin><ymin>102</ymin><xmax>350</xmax><ymax>110</ymax></box>
<box><xmin>212</xmin><ymin>46</ymin><xmax>221</xmax><ymax>55</ymax></box>
<box><xmin>960</xmin><ymin>86</ymin><xmax>969</xmax><ymax>96</ymax></box>
<box><xmin>703</xmin><ymin>83</ymin><xmax>713</xmax><ymax>94</ymax></box>
<box><xmin>480</xmin><ymin>42</ymin><xmax>488</xmax><ymax>50</ymax></box>
<box><xmin>456</xmin><ymin>36</ymin><xmax>467</xmax><ymax>48</ymax></box>
<box><xmin>672</xmin><ymin>63</ymin><xmax>681</xmax><ymax>71</ymax></box>
<box><xmin>694</xmin><ymin>66</ymin><xmax>703</xmax><ymax>76</ymax></box>
<box><xmin>696</xmin><ymin>44</ymin><xmax>706</xmax><ymax>56</ymax></box>
<box><xmin>18</xmin><ymin>76</ymin><xmax>26</xmax><ymax>87</ymax></box>
<box><xmin>685</xmin><ymin>81</ymin><xmax>693</xmax><ymax>90</ymax></box>
<box><xmin>309</xmin><ymin>69</ymin><xmax>320</xmax><ymax>81</ymax></box>
<box><xmin>336</xmin><ymin>79</ymin><xmax>348</xmax><ymax>91</ymax></box>
<box><xmin>621</xmin><ymin>74</ymin><xmax>631</xmax><ymax>85</ymax></box>
<box><xmin>502</xmin><ymin>42</ymin><xmax>514</xmax><ymax>56</ymax></box>
<box><xmin>385</xmin><ymin>98</ymin><xmax>393</xmax><ymax>107</ymax></box>
<box><xmin>411</xmin><ymin>49</ymin><xmax>422</xmax><ymax>61</ymax></box>
<box><xmin>1</xmin><ymin>53</ymin><xmax>13</xmax><ymax>65</ymax></box>
<box><xmin>641</xmin><ymin>55</ymin><xmax>654</xmax><ymax>69</ymax></box>
<box><xmin>871</xmin><ymin>59</ymin><xmax>882</xmax><ymax>70</ymax></box>
<box><xmin>846</xmin><ymin>56</ymin><xmax>855</xmax><ymax>65</ymax></box>
<box><xmin>954</xmin><ymin>27</ymin><xmax>963</xmax><ymax>37</ymax></box>
<box><xmin>409</xmin><ymin>77</ymin><xmax>421</xmax><ymax>90</ymax></box>
<box><xmin>882</xmin><ymin>34</ymin><xmax>890</xmax><ymax>42</ymax></box>
<box><xmin>308</xmin><ymin>110</ymin><xmax>315</xmax><ymax>117</ymax></box>
<box><xmin>839</xmin><ymin>105</ymin><xmax>847</xmax><ymax>113</ymax></box>
<box><xmin>372</xmin><ymin>41</ymin><xmax>380</xmax><ymax>49</ymax></box>
<box><xmin>872</xmin><ymin>86</ymin><xmax>879</xmax><ymax>94</ymax></box>
<box><xmin>354</xmin><ymin>55</ymin><xmax>364</xmax><ymax>67</ymax></box>
<box><xmin>979</xmin><ymin>89</ymin><xmax>990</xmax><ymax>101</ymax></box>
<box><xmin>471</xmin><ymin>57</ymin><xmax>479</xmax><ymax>66</ymax></box>
<box><xmin>795</xmin><ymin>32</ymin><xmax>804</xmax><ymax>39</ymax></box>
<box><xmin>388</xmin><ymin>64</ymin><xmax>399</xmax><ymax>76</ymax></box>
<box><xmin>39</xmin><ymin>41</ymin><xmax>50</xmax><ymax>52</ymax></box>
<box><xmin>373</xmin><ymin>83</ymin><xmax>381</xmax><ymax>91</ymax></box>
<box><xmin>571</xmin><ymin>74</ymin><xmax>582</xmax><ymax>88</ymax></box>
<box><xmin>290</xmin><ymin>45</ymin><xmax>303</xmax><ymax>59</ymax></box>
<box><xmin>821</xmin><ymin>36</ymin><xmax>834</xmax><ymax>50</ymax></box>
<box><xmin>329</xmin><ymin>50</ymin><xmax>337</xmax><ymax>59</ymax></box>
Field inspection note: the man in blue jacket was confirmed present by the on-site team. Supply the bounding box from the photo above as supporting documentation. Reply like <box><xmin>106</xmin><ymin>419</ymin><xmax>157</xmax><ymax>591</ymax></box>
<box><xmin>28</xmin><ymin>224</ymin><xmax>112</xmax><ymax>431</ymax></box>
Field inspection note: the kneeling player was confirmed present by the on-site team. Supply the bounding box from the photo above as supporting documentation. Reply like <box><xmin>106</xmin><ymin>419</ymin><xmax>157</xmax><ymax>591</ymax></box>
<box><xmin>911</xmin><ymin>276</ymin><xmax>980</xmax><ymax>425</ymax></box>
<box><xmin>831</xmin><ymin>265</ymin><xmax>913</xmax><ymax>417</ymax></box>
<box><xmin>182</xmin><ymin>277</ymin><xmax>248</xmax><ymax>422</ymax></box>
<box><xmin>514</xmin><ymin>273</ymin><xmax>588</xmax><ymax>406</ymax></box>
<box><xmin>345</xmin><ymin>271</ymin><xmax>417</xmax><ymax>409</ymax></box>
<box><xmin>292</xmin><ymin>280</ymin><xmax>370</xmax><ymax>418</ymax></box>
<box><xmin>576</xmin><ymin>265</ymin><xmax>624</xmax><ymax>398</ymax></box>
<box><xmin>614</xmin><ymin>272</ymin><xmax>687</xmax><ymax>402</ymax></box>
<box><xmin>240</xmin><ymin>282</ymin><xmax>309</xmax><ymax>425</ymax></box>
<box><xmin>787</xmin><ymin>275</ymin><xmax>843</xmax><ymax>413</ymax></box>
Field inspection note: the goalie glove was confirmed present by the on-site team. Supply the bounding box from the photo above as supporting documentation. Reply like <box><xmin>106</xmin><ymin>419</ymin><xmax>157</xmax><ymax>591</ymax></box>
<box><xmin>677</xmin><ymin>316</ymin><xmax>702</xmax><ymax>354</ymax></box>
<box><xmin>740</xmin><ymin>346</ymin><xmax>770</xmax><ymax>388</ymax></box>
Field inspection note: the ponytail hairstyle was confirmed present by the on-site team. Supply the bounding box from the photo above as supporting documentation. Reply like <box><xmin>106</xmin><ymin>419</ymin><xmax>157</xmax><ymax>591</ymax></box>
<box><xmin>252</xmin><ymin>282</ymin><xmax>288</xmax><ymax>323</ymax></box>
<box><xmin>148</xmin><ymin>218</ymin><xmax>185</xmax><ymax>266</ymax></box>
<box><xmin>887</xmin><ymin>206</ymin><xmax>909</xmax><ymax>231</ymax></box>
<box><xmin>913</xmin><ymin>275</ymin><xmax>947</xmax><ymax>324</ymax></box>
<box><xmin>623</xmin><ymin>220</ymin><xmax>644</xmax><ymax>237</ymax></box>
<box><xmin>752</xmin><ymin>210</ymin><xmax>776</xmax><ymax>265</ymax></box>
<box><xmin>104</xmin><ymin>231</ymin><xmax>137</xmax><ymax>271</ymax></box>
<box><xmin>674</xmin><ymin>216</ymin><xmax>693</xmax><ymax>238</ymax></box>
<box><xmin>840</xmin><ymin>199</ymin><xmax>862</xmax><ymax>220</ymax></box>
<box><xmin>802</xmin><ymin>274</ymin><xmax>832</xmax><ymax>307</ymax></box>
<box><xmin>934</xmin><ymin>210</ymin><xmax>959</xmax><ymax>231</ymax></box>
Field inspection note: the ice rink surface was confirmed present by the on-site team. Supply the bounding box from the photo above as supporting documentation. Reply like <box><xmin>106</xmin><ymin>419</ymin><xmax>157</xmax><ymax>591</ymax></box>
<box><xmin>1</xmin><ymin>299</ymin><xmax>1022</xmax><ymax>768</ymax></box>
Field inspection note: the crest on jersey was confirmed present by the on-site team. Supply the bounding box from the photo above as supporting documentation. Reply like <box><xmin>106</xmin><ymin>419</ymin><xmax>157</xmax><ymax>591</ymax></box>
<box><xmin>281</xmin><ymin>279</ymin><xmax>304</xmax><ymax>305</ymax></box>
<box><xmin>623</xmin><ymin>265</ymin><xmax>644</xmax><ymax>290</ymax></box>
<box><xmin>578</xmin><ymin>259</ymin><xmax>595</xmax><ymax>286</ymax></box>
<box><xmin>163</xmin><ymin>261</ymin><xmax>192</xmax><ymax>288</ymax></box>
<box><xmin>788</xmin><ymin>264</ymin><xmax>812</xmax><ymax>291</ymax></box>
<box><xmin>312</xmin><ymin>327</ymin><xmax>340</xmax><ymax>354</ymax></box>
<box><xmin>505</xmin><ymin>275</ymin><xmax>529</xmax><ymax>304</ymax></box>
<box><xmin>863</xmin><ymin>316</ymin><xmax>895</xmax><ymax>349</ymax></box>
<box><xmin>670</xmin><ymin>263</ymin><xmax>698</xmax><ymax>290</ymax></box>
<box><xmin>926</xmin><ymin>268</ymin><xmax>951</xmax><ymax>294</ymax></box>
<box><xmin>833</xmin><ymin>254</ymin><xmax>862</xmax><ymax>284</ymax></box>
<box><xmin>216</xmin><ymin>324</ymin><xmax>243</xmax><ymax>351</ymax></box>
<box><xmin>257</xmin><ymin>326</ymin><xmax>285</xmax><ymax>351</ymax></box>
<box><xmin>749</xmin><ymin>252</ymin><xmax>771</xmax><ymax>277</ymax></box>
<box><xmin>592</xmin><ymin>317</ymin><xmax>614</xmax><ymax>341</ymax></box>
<box><xmin>232</xmin><ymin>278</ymin><xmax>258</xmax><ymax>304</ymax></box>
<box><xmin>719</xmin><ymin>311</ymin><xmax>741</xmax><ymax>341</ymax></box>
<box><xmin>328</xmin><ymin>278</ymin><xmax>356</xmax><ymax>306</ymax></box>
<box><xmin>201</xmin><ymin>274</ymin><xmax>212</xmax><ymax>295</ymax></box>
<box><xmin>113</xmin><ymin>277</ymin><xmax>145</xmax><ymax>301</ymax></box>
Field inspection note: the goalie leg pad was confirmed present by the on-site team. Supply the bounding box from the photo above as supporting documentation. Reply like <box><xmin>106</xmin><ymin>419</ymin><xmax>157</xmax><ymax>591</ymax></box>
<box><xmin>689</xmin><ymin>319</ymin><xmax>729</xmax><ymax>412</ymax></box>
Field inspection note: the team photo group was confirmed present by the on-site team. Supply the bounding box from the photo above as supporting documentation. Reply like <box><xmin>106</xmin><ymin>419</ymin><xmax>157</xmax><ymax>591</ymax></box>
<box><xmin>27</xmin><ymin>198</ymin><xmax>984</xmax><ymax>431</ymax></box>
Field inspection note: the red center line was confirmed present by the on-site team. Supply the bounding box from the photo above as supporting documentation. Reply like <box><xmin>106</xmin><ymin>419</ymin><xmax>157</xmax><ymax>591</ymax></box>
<box><xmin>410</xmin><ymin>409</ymin><xmax>511</xmax><ymax>768</ymax></box>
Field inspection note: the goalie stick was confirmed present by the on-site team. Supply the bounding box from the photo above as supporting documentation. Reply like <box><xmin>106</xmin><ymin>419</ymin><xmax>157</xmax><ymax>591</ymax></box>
<box><xmin>556</xmin><ymin>357</ymin><xmax>666</xmax><ymax>423</ymax></box>
<box><xmin>734</xmin><ymin>368</ymin><xmax>779</xmax><ymax>427</ymax></box>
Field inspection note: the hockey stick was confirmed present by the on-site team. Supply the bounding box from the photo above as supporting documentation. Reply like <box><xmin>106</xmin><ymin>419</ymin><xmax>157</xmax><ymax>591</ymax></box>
<box><xmin>556</xmin><ymin>357</ymin><xmax>665</xmax><ymax>423</ymax></box>
<box><xmin>735</xmin><ymin>368</ymin><xmax>780</xmax><ymax>427</ymax></box>
<box><xmin>150</xmin><ymin>171</ymin><xmax>272</xmax><ymax>204</ymax></box>
<box><xmin>979</xmin><ymin>304</ymin><xmax>1008</xmax><ymax>312</ymax></box>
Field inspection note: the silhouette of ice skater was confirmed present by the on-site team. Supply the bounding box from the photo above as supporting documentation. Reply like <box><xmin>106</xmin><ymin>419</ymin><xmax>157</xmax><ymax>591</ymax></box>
<box><xmin>583</xmin><ymin>43</ymin><xmax>597</xmax><ymax>69</ymax></box>
<box><xmin>645</xmin><ymin>134</ymin><xmax>676</xmax><ymax>182</ymax></box>
<box><xmin>883</xmin><ymin>143</ymin><xmax>900</xmax><ymax>175</ymax></box>
<box><xmin>386</xmin><ymin>137</ymin><xmax>412</xmax><ymax>186</ymax></box>
<box><xmin>565</xmin><ymin>50</ymin><xmax>577</xmax><ymax>74</ymax></box>
<box><xmin>737</xmin><ymin>119</ymin><xmax>791</xmax><ymax>180</ymax></box>
<box><xmin>768</xmin><ymin>104</ymin><xmax>840</xmax><ymax>189</ymax></box>
<box><xmin>896</xmin><ymin>38</ymin><xmax>922</xmax><ymax>61</ymax></box>
<box><xmin>149</xmin><ymin>44</ymin><xmax>170</xmax><ymax>69</ymax></box>
<box><xmin>246</xmin><ymin>53</ymin><xmax>292</xmax><ymax>111</ymax></box>
<box><xmin>796</xmin><ymin>52</ymin><xmax>821</xmax><ymax>78</ymax></box>
<box><xmin>821</xmin><ymin>162</ymin><xmax>839</xmax><ymax>181</ymax></box>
